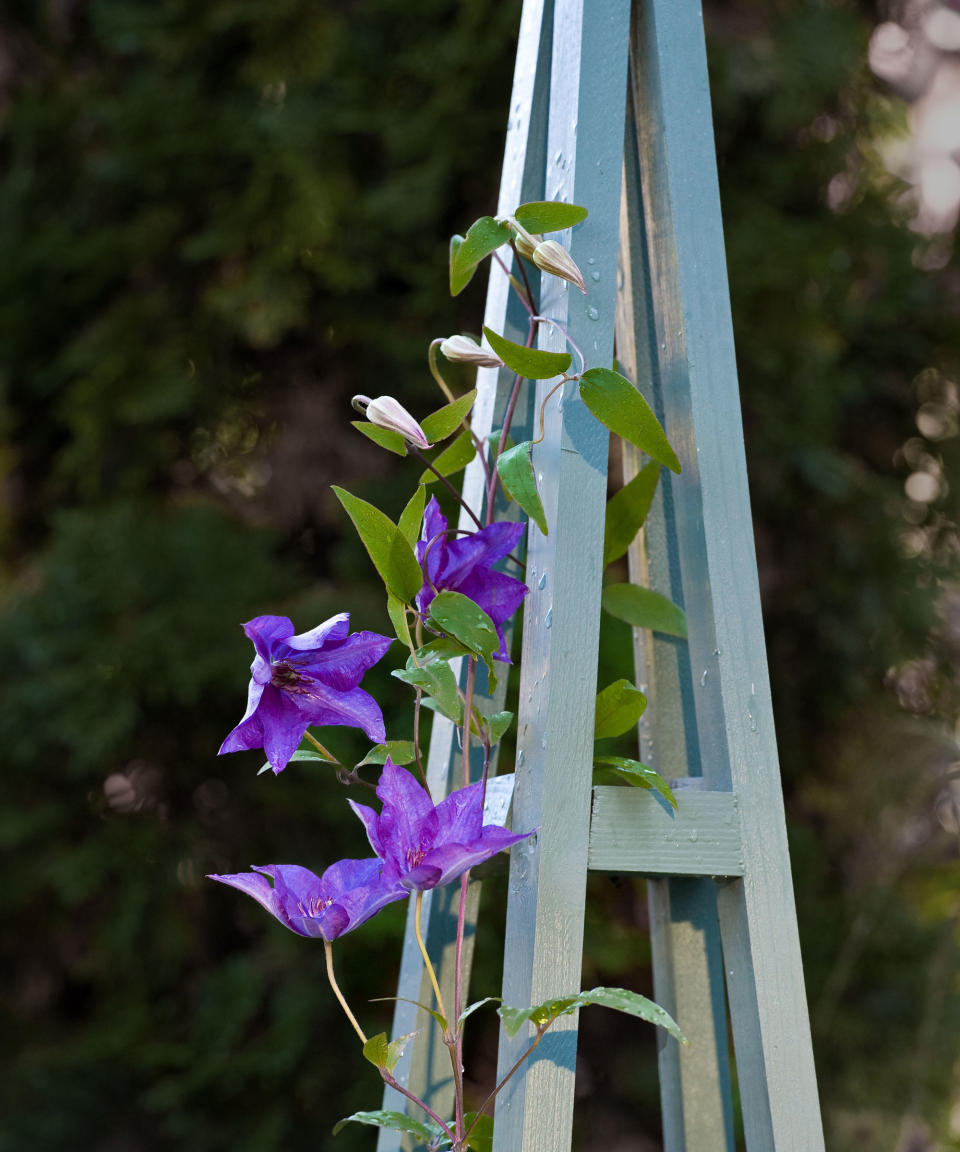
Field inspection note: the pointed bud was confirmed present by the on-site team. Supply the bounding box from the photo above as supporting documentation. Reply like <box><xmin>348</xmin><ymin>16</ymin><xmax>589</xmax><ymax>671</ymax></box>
<box><xmin>439</xmin><ymin>335</ymin><xmax>505</xmax><ymax>369</ymax></box>
<box><xmin>513</xmin><ymin>231</ymin><xmax>540</xmax><ymax>260</ymax></box>
<box><xmin>531</xmin><ymin>239</ymin><xmax>587</xmax><ymax>294</ymax></box>
<box><xmin>351</xmin><ymin>394</ymin><xmax>430</xmax><ymax>449</ymax></box>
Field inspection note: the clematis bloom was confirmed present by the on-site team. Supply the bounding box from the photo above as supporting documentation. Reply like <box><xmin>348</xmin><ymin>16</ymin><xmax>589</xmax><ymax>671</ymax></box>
<box><xmin>350</xmin><ymin>759</ymin><xmax>533</xmax><ymax>891</ymax></box>
<box><xmin>416</xmin><ymin>497</ymin><xmax>527</xmax><ymax>661</ymax></box>
<box><xmin>209</xmin><ymin>860</ymin><xmax>406</xmax><ymax>940</ymax></box>
<box><xmin>219</xmin><ymin>613</ymin><xmax>392</xmax><ymax>774</ymax></box>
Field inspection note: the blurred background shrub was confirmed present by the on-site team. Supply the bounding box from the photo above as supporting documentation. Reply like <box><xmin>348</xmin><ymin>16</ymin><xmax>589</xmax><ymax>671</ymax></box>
<box><xmin>0</xmin><ymin>1</ymin><xmax>958</xmax><ymax>1149</ymax></box>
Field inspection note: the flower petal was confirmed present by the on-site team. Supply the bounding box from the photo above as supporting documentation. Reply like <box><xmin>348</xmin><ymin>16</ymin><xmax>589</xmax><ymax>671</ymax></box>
<box><xmin>422</xmin><ymin>825</ymin><xmax>532</xmax><ymax>887</ymax></box>
<box><xmin>208</xmin><ymin>866</ymin><xmax>303</xmax><ymax>935</ymax></box>
<box><xmin>242</xmin><ymin>616</ymin><xmax>295</xmax><ymax>662</ymax></box>
<box><xmin>282</xmin><ymin>613</ymin><xmax>351</xmax><ymax>653</ymax></box>
<box><xmin>433</xmin><ymin>781</ymin><xmax>484</xmax><ymax>845</ymax></box>
<box><xmin>292</xmin><ymin>681</ymin><xmax>386</xmax><ymax>744</ymax></box>
<box><xmin>218</xmin><ymin>683</ymin><xmax>303</xmax><ymax>766</ymax></box>
<box><xmin>375</xmin><ymin>761</ymin><xmax>439</xmax><ymax>870</ymax></box>
<box><xmin>299</xmin><ymin>629</ymin><xmax>393</xmax><ymax>691</ymax></box>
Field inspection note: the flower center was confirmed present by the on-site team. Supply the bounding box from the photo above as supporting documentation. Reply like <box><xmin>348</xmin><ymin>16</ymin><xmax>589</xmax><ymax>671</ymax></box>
<box><xmin>298</xmin><ymin>896</ymin><xmax>335</xmax><ymax>917</ymax></box>
<box><xmin>406</xmin><ymin>847</ymin><xmax>426</xmax><ymax>868</ymax></box>
<box><xmin>271</xmin><ymin>660</ymin><xmax>309</xmax><ymax>692</ymax></box>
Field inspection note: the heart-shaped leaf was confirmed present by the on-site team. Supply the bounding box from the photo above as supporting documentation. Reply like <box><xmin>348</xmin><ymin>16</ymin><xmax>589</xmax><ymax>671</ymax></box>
<box><xmin>579</xmin><ymin>368</ymin><xmax>680</xmax><ymax>473</ymax></box>
<box><xmin>601</xmin><ymin>584</ymin><xmax>687</xmax><ymax>639</ymax></box>
<box><xmin>513</xmin><ymin>201</ymin><xmax>588</xmax><ymax>233</ymax></box>
<box><xmin>351</xmin><ymin>421</ymin><xmax>407</xmax><ymax>456</ymax></box>
<box><xmin>421</xmin><ymin>389</ymin><xmax>477</xmax><ymax>444</ymax></box>
<box><xmin>496</xmin><ymin>441</ymin><xmax>547</xmax><ymax>535</ymax></box>
<box><xmin>594</xmin><ymin>679</ymin><xmax>647</xmax><ymax>740</ymax></box>
<box><xmin>483</xmin><ymin>327</ymin><xmax>571</xmax><ymax>380</ymax></box>
<box><xmin>332</xmin><ymin>1110</ymin><xmax>442</xmax><ymax>1143</ymax></box>
<box><xmin>603</xmin><ymin>462</ymin><xmax>660</xmax><ymax>566</ymax></box>
<box><xmin>420</xmin><ymin>429</ymin><xmax>477</xmax><ymax>485</ymax></box>
<box><xmin>592</xmin><ymin>756</ymin><xmax>677</xmax><ymax>808</ymax></box>
<box><xmin>333</xmin><ymin>487</ymin><xmax>423</xmax><ymax>603</ymax></box>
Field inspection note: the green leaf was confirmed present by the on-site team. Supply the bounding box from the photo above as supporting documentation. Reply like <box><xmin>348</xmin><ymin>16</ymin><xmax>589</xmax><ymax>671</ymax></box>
<box><xmin>387</xmin><ymin>593</ymin><xmax>412</xmax><ymax>648</ymax></box>
<box><xmin>332</xmin><ymin>1110</ymin><xmax>441</xmax><ymax>1143</ymax></box>
<box><xmin>483</xmin><ymin>327</ymin><xmax>571</xmax><ymax>380</ymax></box>
<box><xmin>514</xmin><ymin>201</ymin><xmax>588</xmax><ymax>233</ymax></box>
<box><xmin>450</xmin><ymin>234</ymin><xmax>474</xmax><ymax>296</ymax></box>
<box><xmin>257</xmin><ymin>747</ymin><xmax>334</xmax><ymax>776</ymax></box>
<box><xmin>464</xmin><ymin>1113</ymin><xmax>494</xmax><ymax>1152</ymax></box>
<box><xmin>332</xmin><ymin>487</ymin><xmax>423</xmax><ymax>603</ymax></box>
<box><xmin>601</xmin><ymin>584</ymin><xmax>687</xmax><ymax>639</ymax></box>
<box><xmin>496</xmin><ymin>441</ymin><xmax>547</xmax><ymax>535</ymax></box>
<box><xmin>457</xmin><ymin>997</ymin><xmax>502</xmax><ymax>1028</ymax></box>
<box><xmin>351</xmin><ymin>420</ymin><xmax>407</xmax><ymax>456</ymax></box>
<box><xmin>421</xmin><ymin>389</ymin><xmax>477</xmax><ymax>445</ymax></box>
<box><xmin>420</xmin><ymin>429</ymin><xmax>477</xmax><ymax>485</ymax></box>
<box><xmin>603</xmin><ymin>462</ymin><xmax>660</xmax><ymax>566</ymax></box>
<box><xmin>579</xmin><ymin>368</ymin><xmax>681</xmax><ymax>473</ymax></box>
<box><xmin>454</xmin><ymin>216</ymin><xmax>513</xmax><ymax>275</ymax></box>
<box><xmin>427</xmin><ymin>590</ymin><xmax>500</xmax><ymax>690</ymax></box>
<box><xmin>499</xmin><ymin>988</ymin><xmax>687</xmax><ymax>1046</ymax></box>
<box><xmin>416</xmin><ymin>637</ymin><xmax>474</xmax><ymax>663</ymax></box>
<box><xmin>370</xmin><ymin>995</ymin><xmax>447</xmax><ymax>1031</ymax></box>
<box><xmin>357</xmin><ymin>741</ymin><xmax>417</xmax><ymax>768</ymax></box>
<box><xmin>361</xmin><ymin>1032</ymin><xmax>390</xmax><ymax>1069</ymax></box>
<box><xmin>486</xmin><ymin>711</ymin><xmax>514</xmax><ymax>745</ymax></box>
<box><xmin>594</xmin><ymin>679</ymin><xmax>648</xmax><ymax>740</ymax></box>
<box><xmin>498</xmin><ymin>995</ymin><xmax>580</xmax><ymax>1038</ymax></box>
<box><xmin>398</xmin><ymin>486</ymin><xmax>426</xmax><ymax>547</ymax></box>
<box><xmin>593</xmin><ymin>757</ymin><xmax>678</xmax><ymax>809</ymax></box>
<box><xmin>393</xmin><ymin>659</ymin><xmax>462</xmax><ymax>724</ymax></box>
<box><xmin>576</xmin><ymin>987</ymin><xmax>687</xmax><ymax>1045</ymax></box>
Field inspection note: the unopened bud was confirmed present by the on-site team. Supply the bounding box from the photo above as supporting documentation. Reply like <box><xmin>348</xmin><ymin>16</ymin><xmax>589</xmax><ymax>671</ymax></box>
<box><xmin>513</xmin><ymin>231</ymin><xmax>540</xmax><ymax>260</ymax></box>
<box><xmin>531</xmin><ymin>239</ymin><xmax>587</xmax><ymax>294</ymax></box>
<box><xmin>439</xmin><ymin>335</ymin><xmax>505</xmax><ymax>369</ymax></box>
<box><xmin>351</xmin><ymin>394</ymin><xmax>430</xmax><ymax>449</ymax></box>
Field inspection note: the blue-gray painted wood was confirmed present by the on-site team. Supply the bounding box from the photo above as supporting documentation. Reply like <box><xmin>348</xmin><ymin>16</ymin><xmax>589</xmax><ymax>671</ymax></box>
<box><xmin>492</xmin><ymin>3</ymin><xmax>632</xmax><ymax>1149</ymax></box>
<box><xmin>376</xmin><ymin>1</ymin><xmax>552</xmax><ymax>1144</ymax></box>
<box><xmin>628</xmin><ymin>0</ymin><xmax>825</xmax><ymax>1146</ymax></box>
<box><xmin>615</xmin><ymin>22</ymin><xmax>735</xmax><ymax>1146</ymax></box>
<box><xmin>588</xmin><ymin>787</ymin><xmax>742</xmax><ymax>876</ymax></box>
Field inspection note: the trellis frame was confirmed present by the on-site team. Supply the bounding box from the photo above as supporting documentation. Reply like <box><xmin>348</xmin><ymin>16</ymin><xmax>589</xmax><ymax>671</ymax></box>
<box><xmin>378</xmin><ymin>1</ymin><xmax>825</xmax><ymax>1148</ymax></box>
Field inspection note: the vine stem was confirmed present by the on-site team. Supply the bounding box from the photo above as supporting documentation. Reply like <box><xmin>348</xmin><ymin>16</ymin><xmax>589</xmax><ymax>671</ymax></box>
<box><xmin>409</xmin><ymin>445</ymin><xmax>484</xmax><ymax>532</ymax></box>
<box><xmin>427</xmin><ymin>339</ymin><xmax>492</xmax><ymax>486</ymax></box>
<box><xmin>463</xmin><ymin>1025</ymin><xmax>547</xmax><ymax>1144</ymax></box>
<box><xmin>305</xmin><ymin>730</ymin><xmax>340</xmax><ymax>765</ymax></box>
<box><xmin>493</xmin><ymin>250</ymin><xmax>536</xmax><ymax>317</ymax></box>
<box><xmin>486</xmin><ymin>313</ymin><xmax>538</xmax><ymax>523</ymax></box>
<box><xmin>461</xmin><ymin>657</ymin><xmax>476</xmax><ymax>789</ymax></box>
<box><xmin>323</xmin><ymin>939</ymin><xmax>367</xmax><ymax>1045</ymax></box>
<box><xmin>379</xmin><ymin>1069</ymin><xmax>456</xmax><ymax>1147</ymax></box>
<box><xmin>414</xmin><ymin>890</ymin><xmax>448</xmax><ymax>1023</ymax></box>
<box><xmin>538</xmin><ymin>315</ymin><xmax>586</xmax><ymax>373</ymax></box>
<box><xmin>452</xmin><ymin>870</ymin><xmax>470</xmax><ymax>1146</ymax></box>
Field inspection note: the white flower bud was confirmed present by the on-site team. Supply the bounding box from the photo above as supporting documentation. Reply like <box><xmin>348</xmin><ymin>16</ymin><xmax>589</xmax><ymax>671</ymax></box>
<box><xmin>351</xmin><ymin>394</ymin><xmax>430</xmax><ymax>449</ymax></box>
<box><xmin>513</xmin><ymin>231</ymin><xmax>540</xmax><ymax>260</ymax></box>
<box><xmin>439</xmin><ymin>335</ymin><xmax>505</xmax><ymax>368</ymax></box>
<box><xmin>531</xmin><ymin>239</ymin><xmax>587</xmax><ymax>294</ymax></box>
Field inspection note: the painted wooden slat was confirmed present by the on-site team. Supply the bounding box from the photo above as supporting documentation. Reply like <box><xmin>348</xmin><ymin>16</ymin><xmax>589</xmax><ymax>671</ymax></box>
<box><xmin>492</xmin><ymin>3</ymin><xmax>633</xmax><ymax>1149</ymax></box>
<box><xmin>377</xmin><ymin>0</ymin><xmax>552</xmax><ymax>1142</ymax></box>
<box><xmin>615</xmin><ymin>11</ymin><xmax>735</xmax><ymax>1145</ymax></box>
<box><xmin>588</xmin><ymin>787</ymin><xmax>743</xmax><ymax>876</ymax></box>
<box><xmin>628</xmin><ymin>0</ymin><xmax>825</xmax><ymax>1146</ymax></box>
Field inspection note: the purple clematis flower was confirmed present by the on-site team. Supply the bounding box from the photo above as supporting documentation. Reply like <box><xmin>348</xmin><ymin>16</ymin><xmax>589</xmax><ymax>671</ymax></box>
<box><xmin>350</xmin><ymin>759</ymin><xmax>533</xmax><ymax>891</ymax></box>
<box><xmin>208</xmin><ymin>860</ymin><xmax>406</xmax><ymax>940</ymax></box>
<box><xmin>416</xmin><ymin>497</ymin><xmax>528</xmax><ymax>661</ymax></box>
<box><xmin>219</xmin><ymin>613</ymin><xmax>392</xmax><ymax>774</ymax></box>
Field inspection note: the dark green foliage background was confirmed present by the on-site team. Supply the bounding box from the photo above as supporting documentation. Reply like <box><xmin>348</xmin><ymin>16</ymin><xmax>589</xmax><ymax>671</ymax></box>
<box><xmin>0</xmin><ymin>2</ymin><xmax>957</xmax><ymax>1150</ymax></box>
